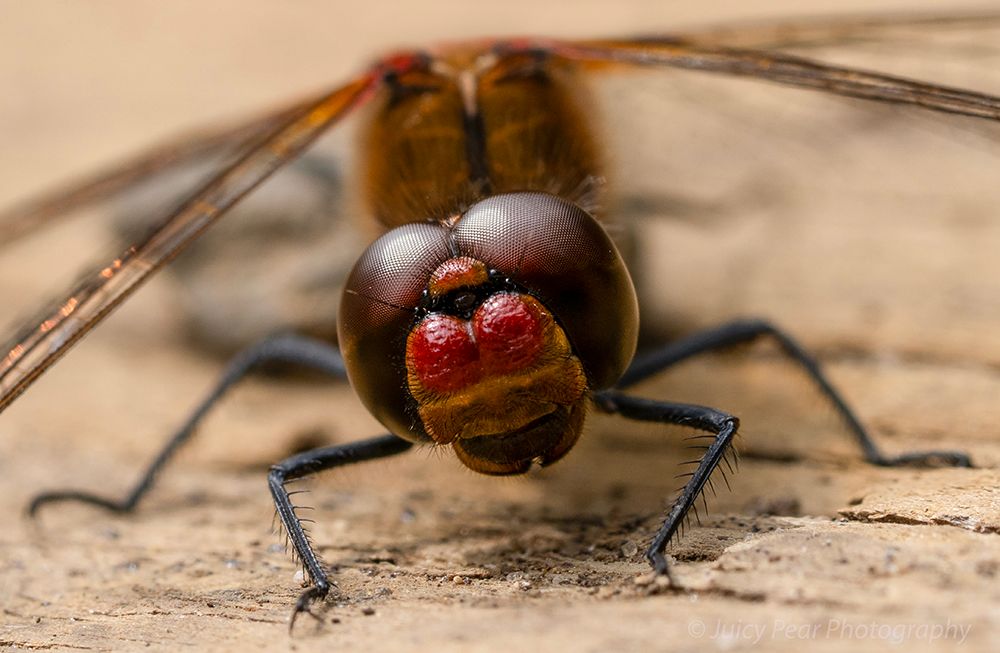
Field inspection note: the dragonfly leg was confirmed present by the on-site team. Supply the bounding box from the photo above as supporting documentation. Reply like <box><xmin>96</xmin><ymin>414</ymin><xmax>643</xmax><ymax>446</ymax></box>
<box><xmin>592</xmin><ymin>391</ymin><xmax>738</xmax><ymax>581</ymax></box>
<box><xmin>618</xmin><ymin>318</ymin><xmax>972</xmax><ymax>468</ymax></box>
<box><xmin>269</xmin><ymin>434</ymin><xmax>413</xmax><ymax>630</ymax></box>
<box><xmin>27</xmin><ymin>333</ymin><xmax>350</xmax><ymax>517</ymax></box>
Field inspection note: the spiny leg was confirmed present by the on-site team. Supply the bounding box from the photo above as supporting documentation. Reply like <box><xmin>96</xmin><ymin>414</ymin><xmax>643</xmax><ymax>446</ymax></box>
<box><xmin>593</xmin><ymin>391</ymin><xmax>738</xmax><ymax>580</ymax></box>
<box><xmin>269</xmin><ymin>435</ymin><xmax>413</xmax><ymax>630</ymax></box>
<box><xmin>618</xmin><ymin>318</ymin><xmax>971</xmax><ymax>468</ymax></box>
<box><xmin>28</xmin><ymin>333</ymin><xmax>349</xmax><ymax>516</ymax></box>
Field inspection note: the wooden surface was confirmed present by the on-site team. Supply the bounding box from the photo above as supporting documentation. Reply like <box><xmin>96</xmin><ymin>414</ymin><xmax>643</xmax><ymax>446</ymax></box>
<box><xmin>1</xmin><ymin>3</ymin><xmax>999</xmax><ymax>652</ymax></box>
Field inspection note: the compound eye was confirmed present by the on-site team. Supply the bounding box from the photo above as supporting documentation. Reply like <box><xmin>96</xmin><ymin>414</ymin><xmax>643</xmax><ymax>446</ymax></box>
<box><xmin>338</xmin><ymin>222</ymin><xmax>453</xmax><ymax>440</ymax></box>
<box><xmin>454</xmin><ymin>193</ymin><xmax>639</xmax><ymax>389</ymax></box>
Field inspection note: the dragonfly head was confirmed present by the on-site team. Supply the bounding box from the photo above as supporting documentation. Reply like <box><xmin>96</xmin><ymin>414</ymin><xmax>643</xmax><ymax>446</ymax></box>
<box><xmin>338</xmin><ymin>192</ymin><xmax>638</xmax><ymax>474</ymax></box>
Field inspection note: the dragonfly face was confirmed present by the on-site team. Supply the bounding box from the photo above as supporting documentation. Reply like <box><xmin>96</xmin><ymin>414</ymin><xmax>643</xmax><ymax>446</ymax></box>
<box><xmin>339</xmin><ymin>192</ymin><xmax>638</xmax><ymax>473</ymax></box>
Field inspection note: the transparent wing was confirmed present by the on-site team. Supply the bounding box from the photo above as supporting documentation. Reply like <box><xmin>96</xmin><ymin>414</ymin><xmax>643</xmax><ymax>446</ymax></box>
<box><xmin>661</xmin><ymin>12</ymin><xmax>1000</xmax><ymax>102</ymax></box>
<box><xmin>0</xmin><ymin>71</ymin><xmax>381</xmax><ymax>413</ymax></box>
<box><xmin>678</xmin><ymin>11</ymin><xmax>1000</xmax><ymax>51</ymax></box>
<box><xmin>547</xmin><ymin>38</ymin><xmax>1000</xmax><ymax>121</ymax></box>
<box><xmin>0</xmin><ymin>99</ymin><xmax>312</xmax><ymax>249</ymax></box>
<box><xmin>104</xmin><ymin>131</ymin><xmax>363</xmax><ymax>356</ymax></box>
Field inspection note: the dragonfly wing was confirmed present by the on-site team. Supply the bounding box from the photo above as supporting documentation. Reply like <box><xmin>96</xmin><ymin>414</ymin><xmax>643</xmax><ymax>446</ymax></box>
<box><xmin>0</xmin><ymin>71</ymin><xmax>381</xmax><ymax>414</ymax></box>
<box><xmin>676</xmin><ymin>11</ymin><xmax>1000</xmax><ymax>52</ymax></box>
<box><xmin>548</xmin><ymin>38</ymin><xmax>1000</xmax><ymax>122</ymax></box>
<box><xmin>0</xmin><ymin>98</ymin><xmax>321</xmax><ymax>249</ymax></box>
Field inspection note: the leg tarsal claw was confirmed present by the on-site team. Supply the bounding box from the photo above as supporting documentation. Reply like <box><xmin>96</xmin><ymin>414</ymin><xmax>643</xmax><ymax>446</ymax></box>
<box><xmin>289</xmin><ymin>585</ymin><xmax>330</xmax><ymax>632</ymax></box>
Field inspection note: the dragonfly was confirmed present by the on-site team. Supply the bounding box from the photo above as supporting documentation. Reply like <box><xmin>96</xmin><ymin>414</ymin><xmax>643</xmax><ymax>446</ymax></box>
<box><xmin>2</xmin><ymin>13</ymin><xmax>998</xmax><ymax>628</ymax></box>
